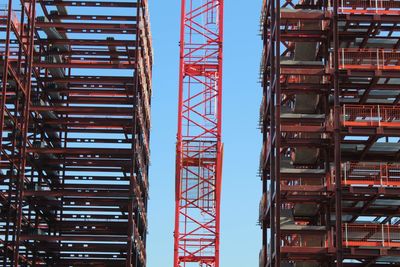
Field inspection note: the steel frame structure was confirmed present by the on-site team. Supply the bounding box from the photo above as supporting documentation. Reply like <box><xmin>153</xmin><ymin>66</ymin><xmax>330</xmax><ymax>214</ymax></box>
<box><xmin>259</xmin><ymin>0</ymin><xmax>400</xmax><ymax>266</ymax></box>
<box><xmin>173</xmin><ymin>1</ymin><xmax>223</xmax><ymax>267</ymax></box>
<box><xmin>0</xmin><ymin>0</ymin><xmax>153</xmax><ymax>266</ymax></box>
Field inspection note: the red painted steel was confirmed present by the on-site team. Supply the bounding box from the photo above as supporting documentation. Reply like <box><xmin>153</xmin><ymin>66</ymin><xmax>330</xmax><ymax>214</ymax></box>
<box><xmin>342</xmin><ymin>105</ymin><xmax>400</xmax><ymax>127</ymax></box>
<box><xmin>338</xmin><ymin>49</ymin><xmax>400</xmax><ymax>70</ymax></box>
<box><xmin>339</xmin><ymin>0</ymin><xmax>400</xmax><ymax>15</ymax></box>
<box><xmin>343</xmin><ymin>224</ymin><xmax>400</xmax><ymax>248</ymax></box>
<box><xmin>1</xmin><ymin>1</ymin><xmax>153</xmax><ymax>266</ymax></box>
<box><xmin>343</xmin><ymin>162</ymin><xmax>400</xmax><ymax>186</ymax></box>
<box><xmin>260</xmin><ymin>0</ymin><xmax>400</xmax><ymax>266</ymax></box>
<box><xmin>174</xmin><ymin>1</ymin><xmax>224</xmax><ymax>266</ymax></box>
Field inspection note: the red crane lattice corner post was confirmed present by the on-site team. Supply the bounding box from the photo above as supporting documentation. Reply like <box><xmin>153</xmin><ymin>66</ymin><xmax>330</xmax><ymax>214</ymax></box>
<box><xmin>174</xmin><ymin>0</ymin><xmax>224</xmax><ymax>267</ymax></box>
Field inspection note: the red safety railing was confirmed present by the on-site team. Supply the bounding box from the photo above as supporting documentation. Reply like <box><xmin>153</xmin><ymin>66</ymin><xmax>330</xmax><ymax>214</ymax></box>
<box><xmin>342</xmin><ymin>105</ymin><xmax>400</xmax><ymax>127</ymax></box>
<box><xmin>343</xmin><ymin>162</ymin><xmax>400</xmax><ymax>186</ymax></box>
<box><xmin>344</xmin><ymin>224</ymin><xmax>400</xmax><ymax>248</ymax></box>
<box><xmin>338</xmin><ymin>49</ymin><xmax>400</xmax><ymax>71</ymax></box>
<box><xmin>339</xmin><ymin>0</ymin><xmax>400</xmax><ymax>15</ymax></box>
<box><xmin>279</xmin><ymin>224</ymin><xmax>400</xmax><ymax>249</ymax></box>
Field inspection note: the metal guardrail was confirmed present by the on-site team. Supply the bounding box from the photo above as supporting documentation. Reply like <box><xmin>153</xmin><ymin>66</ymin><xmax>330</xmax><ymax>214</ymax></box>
<box><xmin>338</xmin><ymin>49</ymin><xmax>400</xmax><ymax>71</ymax></box>
<box><xmin>343</xmin><ymin>162</ymin><xmax>400</xmax><ymax>187</ymax></box>
<box><xmin>278</xmin><ymin>223</ymin><xmax>400</xmax><ymax>249</ymax></box>
<box><xmin>344</xmin><ymin>223</ymin><xmax>400</xmax><ymax>248</ymax></box>
<box><xmin>339</xmin><ymin>0</ymin><xmax>400</xmax><ymax>15</ymax></box>
<box><xmin>342</xmin><ymin>104</ymin><xmax>400</xmax><ymax>127</ymax></box>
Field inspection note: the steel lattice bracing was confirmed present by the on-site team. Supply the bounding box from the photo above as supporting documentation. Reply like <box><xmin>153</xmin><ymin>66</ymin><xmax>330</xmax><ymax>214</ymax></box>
<box><xmin>0</xmin><ymin>0</ymin><xmax>153</xmax><ymax>266</ymax></box>
<box><xmin>173</xmin><ymin>1</ymin><xmax>223</xmax><ymax>267</ymax></box>
<box><xmin>259</xmin><ymin>0</ymin><xmax>400</xmax><ymax>266</ymax></box>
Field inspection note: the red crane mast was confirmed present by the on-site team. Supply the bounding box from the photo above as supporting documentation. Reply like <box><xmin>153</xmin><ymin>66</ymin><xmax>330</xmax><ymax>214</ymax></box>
<box><xmin>174</xmin><ymin>1</ymin><xmax>224</xmax><ymax>266</ymax></box>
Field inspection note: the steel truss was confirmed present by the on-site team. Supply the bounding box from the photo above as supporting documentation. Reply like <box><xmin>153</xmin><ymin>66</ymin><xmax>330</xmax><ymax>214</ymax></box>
<box><xmin>259</xmin><ymin>0</ymin><xmax>400</xmax><ymax>266</ymax></box>
<box><xmin>0</xmin><ymin>0</ymin><xmax>153</xmax><ymax>266</ymax></box>
<box><xmin>173</xmin><ymin>1</ymin><xmax>224</xmax><ymax>267</ymax></box>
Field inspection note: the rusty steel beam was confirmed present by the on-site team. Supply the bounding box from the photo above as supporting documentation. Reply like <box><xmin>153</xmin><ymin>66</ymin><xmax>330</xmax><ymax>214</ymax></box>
<box><xmin>259</xmin><ymin>0</ymin><xmax>400</xmax><ymax>266</ymax></box>
<box><xmin>0</xmin><ymin>0</ymin><xmax>153</xmax><ymax>266</ymax></box>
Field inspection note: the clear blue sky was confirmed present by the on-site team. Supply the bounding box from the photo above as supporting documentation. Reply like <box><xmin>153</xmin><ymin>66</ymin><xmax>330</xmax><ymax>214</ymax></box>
<box><xmin>147</xmin><ymin>1</ymin><xmax>263</xmax><ymax>266</ymax></box>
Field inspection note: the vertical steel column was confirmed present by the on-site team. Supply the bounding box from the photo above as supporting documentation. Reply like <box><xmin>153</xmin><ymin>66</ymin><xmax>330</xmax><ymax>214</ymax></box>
<box><xmin>13</xmin><ymin>1</ymin><xmax>36</xmax><ymax>265</ymax></box>
<box><xmin>127</xmin><ymin>1</ymin><xmax>142</xmax><ymax>266</ymax></box>
<box><xmin>269</xmin><ymin>0</ymin><xmax>276</xmax><ymax>263</ymax></box>
<box><xmin>274</xmin><ymin>0</ymin><xmax>281</xmax><ymax>264</ymax></box>
<box><xmin>0</xmin><ymin>0</ymin><xmax>13</xmax><ymax>152</ymax></box>
<box><xmin>333</xmin><ymin>0</ymin><xmax>343</xmax><ymax>265</ymax></box>
<box><xmin>173</xmin><ymin>1</ymin><xmax>186</xmax><ymax>265</ymax></box>
<box><xmin>1</xmin><ymin>1</ymin><xmax>14</xmax><ymax>264</ymax></box>
<box><xmin>214</xmin><ymin>1</ymin><xmax>224</xmax><ymax>262</ymax></box>
<box><xmin>173</xmin><ymin>0</ymin><xmax>224</xmax><ymax>266</ymax></box>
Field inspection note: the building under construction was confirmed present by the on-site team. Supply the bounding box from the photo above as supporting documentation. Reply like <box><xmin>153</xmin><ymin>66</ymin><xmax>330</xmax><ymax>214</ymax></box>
<box><xmin>0</xmin><ymin>0</ymin><xmax>152</xmax><ymax>266</ymax></box>
<box><xmin>259</xmin><ymin>0</ymin><xmax>400</xmax><ymax>266</ymax></box>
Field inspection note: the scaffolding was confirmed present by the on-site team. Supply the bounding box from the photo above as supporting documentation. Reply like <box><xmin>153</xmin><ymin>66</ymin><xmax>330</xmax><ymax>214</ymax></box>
<box><xmin>259</xmin><ymin>0</ymin><xmax>400</xmax><ymax>266</ymax></box>
<box><xmin>0</xmin><ymin>0</ymin><xmax>152</xmax><ymax>266</ymax></box>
